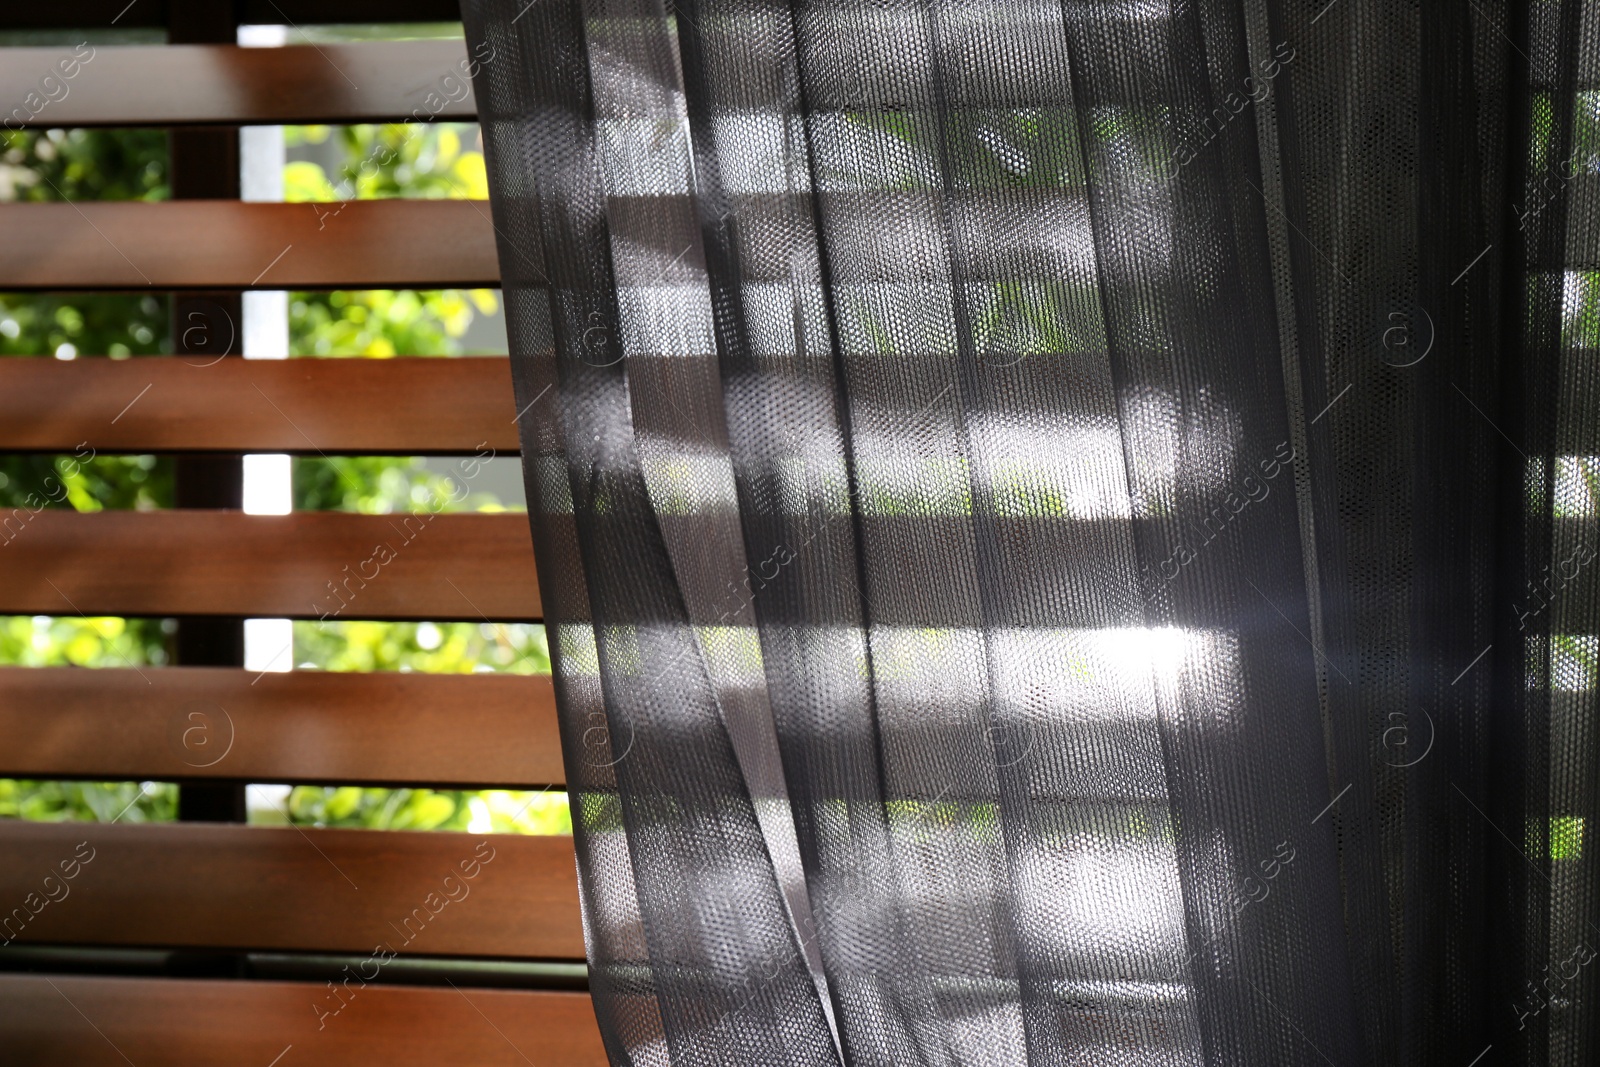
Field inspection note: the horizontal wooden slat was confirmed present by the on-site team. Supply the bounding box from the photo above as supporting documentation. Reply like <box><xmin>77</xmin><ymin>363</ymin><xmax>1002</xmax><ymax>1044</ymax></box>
<box><xmin>0</xmin><ymin>356</ymin><xmax>519</xmax><ymax>454</ymax></box>
<box><xmin>0</xmin><ymin>510</ymin><xmax>539</xmax><ymax>620</ymax></box>
<box><xmin>0</xmin><ymin>666</ymin><xmax>563</xmax><ymax>787</ymax></box>
<box><xmin>0</xmin><ymin>822</ymin><xmax>584</xmax><ymax>958</ymax></box>
<box><xmin>0</xmin><ymin>976</ymin><xmax>607</xmax><ymax>1067</ymax></box>
<box><xmin>0</xmin><ymin>200</ymin><xmax>499</xmax><ymax>290</ymax></box>
<box><xmin>0</xmin><ymin>41</ymin><xmax>476</xmax><ymax>127</ymax></box>
<box><xmin>0</xmin><ymin>1</ymin><xmax>465</xmax><ymax>29</ymax></box>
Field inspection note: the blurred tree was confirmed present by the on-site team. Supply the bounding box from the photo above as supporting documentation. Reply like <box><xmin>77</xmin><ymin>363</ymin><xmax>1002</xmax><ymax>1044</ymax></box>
<box><xmin>0</xmin><ymin>452</ymin><xmax>171</xmax><ymax>514</ymax></box>
<box><xmin>290</xmin><ymin>288</ymin><xmax>499</xmax><ymax>358</ymax></box>
<box><xmin>0</xmin><ymin>126</ymin><xmax>176</xmax><ymax>738</ymax></box>
<box><xmin>0</xmin><ymin>291</ymin><xmax>168</xmax><ymax>359</ymax></box>
<box><xmin>284</xmin><ymin>122</ymin><xmax>499</xmax><ymax>360</ymax></box>
<box><xmin>0</xmin><ymin>779</ymin><xmax>176</xmax><ymax>823</ymax></box>
<box><xmin>0</xmin><ymin>121</ymin><xmax>562</xmax><ymax>833</ymax></box>
<box><xmin>0</xmin><ymin>614</ymin><xmax>171</xmax><ymax>669</ymax></box>
<box><xmin>0</xmin><ymin>126</ymin><xmax>170</xmax><ymax>360</ymax></box>
<box><xmin>295</xmin><ymin>620</ymin><xmax>549</xmax><ymax>675</ymax></box>
<box><xmin>258</xmin><ymin>787</ymin><xmax>570</xmax><ymax>836</ymax></box>
<box><xmin>283</xmin><ymin>122</ymin><xmax>486</xmax><ymax>202</ymax></box>
<box><xmin>294</xmin><ymin>455</ymin><xmax>509</xmax><ymax>514</ymax></box>
<box><xmin>0</xmin><ymin>125</ymin><xmax>168</xmax><ymax>202</ymax></box>
<box><xmin>271</xmin><ymin>618</ymin><xmax>556</xmax><ymax>833</ymax></box>
<box><xmin>0</xmin><ymin>615</ymin><xmax>178</xmax><ymax>821</ymax></box>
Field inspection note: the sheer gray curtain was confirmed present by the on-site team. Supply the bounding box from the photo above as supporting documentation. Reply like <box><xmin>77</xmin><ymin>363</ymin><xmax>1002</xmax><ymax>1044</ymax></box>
<box><xmin>460</xmin><ymin>0</ymin><xmax>1596</xmax><ymax>1062</ymax></box>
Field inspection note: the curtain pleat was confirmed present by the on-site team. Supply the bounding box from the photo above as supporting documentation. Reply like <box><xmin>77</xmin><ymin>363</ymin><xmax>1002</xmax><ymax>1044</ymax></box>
<box><xmin>461</xmin><ymin>0</ymin><xmax>1597</xmax><ymax>1062</ymax></box>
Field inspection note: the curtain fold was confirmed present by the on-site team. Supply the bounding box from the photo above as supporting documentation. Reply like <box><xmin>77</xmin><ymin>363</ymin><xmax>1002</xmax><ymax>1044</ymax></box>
<box><xmin>460</xmin><ymin>0</ymin><xmax>1595</xmax><ymax>1061</ymax></box>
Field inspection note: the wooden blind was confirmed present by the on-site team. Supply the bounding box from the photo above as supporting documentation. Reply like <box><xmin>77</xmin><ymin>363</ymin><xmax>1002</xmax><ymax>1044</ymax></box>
<box><xmin>0</xmin><ymin>11</ymin><xmax>603</xmax><ymax>1065</ymax></box>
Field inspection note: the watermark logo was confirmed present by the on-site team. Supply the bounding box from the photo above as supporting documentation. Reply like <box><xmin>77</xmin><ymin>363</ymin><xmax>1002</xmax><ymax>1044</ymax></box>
<box><xmin>1515</xmin><ymin>542</ymin><xmax>1595</xmax><ymax>631</ymax></box>
<box><xmin>1515</xmin><ymin>940</ymin><xmax>1596</xmax><ymax>1030</ymax></box>
<box><xmin>1163</xmin><ymin>840</ymin><xmax>1296</xmax><ymax>979</ymax></box>
<box><xmin>313</xmin><ymin>839</ymin><xmax>497</xmax><ymax>1031</ymax></box>
<box><xmin>0</xmin><ymin>840</ymin><xmax>95</xmax><ymax>946</ymax></box>
<box><xmin>1</xmin><ymin>442</ymin><xmax>96</xmax><ymax>549</ymax></box>
<box><xmin>168</xmin><ymin>701</ymin><xmax>235</xmax><ymax>769</ymax></box>
<box><xmin>3</xmin><ymin>43</ymin><xmax>96</xmax><ymax>132</ymax></box>
<box><xmin>978</xmin><ymin>292</ymin><xmax>1033</xmax><ymax>369</ymax></box>
<box><xmin>579</xmin><ymin>310</ymin><xmax>622</xmax><ymax>368</ymax></box>
<box><xmin>1379</xmin><ymin>304</ymin><xmax>1433</xmax><ymax>368</ymax></box>
<box><xmin>309</xmin><ymin>445</ymin><xmax>497</xmax><ymax>621</ymax></box>
<box><xmin>1380</xmin><ymin>706</ymin><xmax>1434</xmax><ymax>768</ymax></box>
<box><xmin>176</xmin><ymin>301</ymin><xmax>237</xmax><ymax>366</ymax></box>
<box><xmin>582</xmin><ymin>706</ymin><xmax>636</xmax><ymax>769</ymax></box>
<box><xmin>1161</xmin><ymin>40</ymin><xmax>1296</xmax><ymax>177</ymax></box>
<box><xmin>1141</xmin><ymin>440</ymin><xmax>1296</xmax><ymax>598</ymax></box>
<box><xmin>988</xmin><ymin>709</ymin><xmax>1036</xmax><ymax>769</ymax></box>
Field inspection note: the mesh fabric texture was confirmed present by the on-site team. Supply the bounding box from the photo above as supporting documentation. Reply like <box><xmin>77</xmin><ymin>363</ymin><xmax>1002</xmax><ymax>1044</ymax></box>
<box><xmin>460</xmin><ymin>0</ymin><xmax>1590</xmax><ymax>1062</ymax></box>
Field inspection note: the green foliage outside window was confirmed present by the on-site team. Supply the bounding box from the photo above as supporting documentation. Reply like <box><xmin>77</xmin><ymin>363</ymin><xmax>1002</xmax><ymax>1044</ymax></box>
<box><xmin>0</xmin><ymin>291</ymin><xmax>167</xmax><ymax>360</ymax></box>
<box><xmin>0</xmin><ymin>616</ymin><xmax>179</xmax><ymax>822</ymax></box>
<box><xmin>284</xmin><ymin>122</ymin><xmax>500</xmax><ymax>360</ymax></box>
<box><xmin>0</xmin><ymin>780</ymin><xmax>176</xmax><ymax>824</ymax></box>
<box><xmin>0</xmin><ymin>128</ymin><xmax>170</xmax><ymax>360</ymax></box>
<box><xmin>0</xmin><ymin>125</ymin><xmax>167</xmax><ymax>201</ymax></box>
<box><xmin>0</xmin><ymin>615</ymin><xmax>170</xmax><ymax>669</ymax></box>
<box><xmin>0</xmin><ymin>121</ymin><xmax>563</xmax><ymax>833</ymax></box>
<box><xmin>290</xmin><ymin>288</ymin><xmax>499</xmax><ymax>358</ymax></box>
<box><xmin>261</xmin><ymin>787</ymin><xmax>571</xmax><ymax>836</ymax></box>
<box><xmin>294</xmin><ymin>455</ymin><xmax>511</xmax><ymax>515</ymax></box>
<box><xmin>0</xmin><ymin>453</ymin><xmax>172</xmax><ymax>515</ymax></box>
<box><xmin>296</xmin><ymin>621</ymin><xmax>549</xmax><ymax>675</ymax></box>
